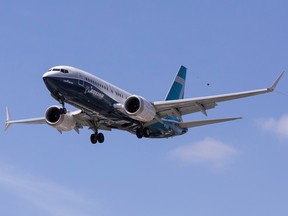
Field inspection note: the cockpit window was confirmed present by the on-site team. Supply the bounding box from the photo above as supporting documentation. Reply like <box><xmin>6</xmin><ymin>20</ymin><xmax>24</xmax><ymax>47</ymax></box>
<box><xmin>60</xmin><ymin>69</ymin><xmax>69</xmax><ymax>73</ymax></box>
<box><xmin>49</xmin><ymin>68</ymin><xmax>69</xmax><ymax>73</ymax></box>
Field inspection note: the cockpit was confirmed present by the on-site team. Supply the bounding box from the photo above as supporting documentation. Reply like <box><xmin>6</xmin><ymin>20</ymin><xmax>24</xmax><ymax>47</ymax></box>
<box><xmin>48</xmin><ymin>68</ymin><xmax>69</xmax><ymax>73</ymax></box>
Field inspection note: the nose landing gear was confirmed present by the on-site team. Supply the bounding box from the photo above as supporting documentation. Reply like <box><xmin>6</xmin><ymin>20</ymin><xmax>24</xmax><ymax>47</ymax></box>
<box><xmin>59</xmin><ymin>107</ymin><xmax>67</xmax><ymax>114</ymax></box>
<box><xmin>54</xmin><ymin>92</ymin><xmax>106</xmax><ymax>144</ymax></box>
<box><xmin>59</xmin><ymin>98</ymin><xmax>67</xmax><ymax>114</ymax></box>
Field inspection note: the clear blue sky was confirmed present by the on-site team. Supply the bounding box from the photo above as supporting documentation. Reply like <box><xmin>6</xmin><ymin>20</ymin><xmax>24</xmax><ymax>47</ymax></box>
<box><xmin>1</xmin><ymin>1</ymin><xmax>288</xmax><ymax>216</ymax></box>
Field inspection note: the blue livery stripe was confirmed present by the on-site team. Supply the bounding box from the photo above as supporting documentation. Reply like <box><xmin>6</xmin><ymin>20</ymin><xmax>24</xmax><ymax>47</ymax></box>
<box><xmin>165</xmin><ymin>65</ymin><xmax>187</xmax><ymax>101</ymax></box>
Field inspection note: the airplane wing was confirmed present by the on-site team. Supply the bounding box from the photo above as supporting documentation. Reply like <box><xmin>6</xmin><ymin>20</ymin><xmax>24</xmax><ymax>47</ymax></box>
<box><xmin>153</xmin><ymin>71</ymin><xmax>284</xmax><ymax>118</ymax></box>
<box><xmin>5</xmin><ymin>107</ymin><xmax>125</xmax><ymax>133</ymax></box>
<box><xmin>4</xmin><ymin>108</ymin><xmax>46</xmax><ymax>131</ymax></box>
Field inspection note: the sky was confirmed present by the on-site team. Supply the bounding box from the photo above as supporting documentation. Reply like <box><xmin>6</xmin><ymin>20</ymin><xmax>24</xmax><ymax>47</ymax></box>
<box><xmin>0</xmin><ymin>1</ymin><xmax>288</xmax><ymax>215</ymax></box>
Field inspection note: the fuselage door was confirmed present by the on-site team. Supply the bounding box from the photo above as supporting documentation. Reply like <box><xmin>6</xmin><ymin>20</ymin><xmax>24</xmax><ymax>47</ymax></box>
<box><xmin>78</xmin><ymin>72</ymin><xmax>84</xmax><ymax>86</ymax></box>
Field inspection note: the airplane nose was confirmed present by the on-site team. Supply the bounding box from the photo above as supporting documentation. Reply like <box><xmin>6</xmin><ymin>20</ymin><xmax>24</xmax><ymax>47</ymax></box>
<box><xmin>43</xmin><ymin>71</ymin><xmax>60</xmax><ymax>94</ymax></box>
<box><xmin>43</xmin><ymin>70</ymin><xmax>60</xmax><ymax>84</ymax></box>
<box><xmin>43</xmin><ymin>71</ymin><xmax>60</xmax><ymax>85</ymax></box>
<box><xmin>43</xmin><ymin>71</ymin><xmax>54</xmax><ymax>78</ymax></box>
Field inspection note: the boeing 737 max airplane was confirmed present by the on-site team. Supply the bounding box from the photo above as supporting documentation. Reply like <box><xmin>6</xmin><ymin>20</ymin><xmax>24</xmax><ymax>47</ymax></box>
<box><xmin>5</xmin><ymin>66</ymin><xmax>284</xmax><ymax>144</ymax></box>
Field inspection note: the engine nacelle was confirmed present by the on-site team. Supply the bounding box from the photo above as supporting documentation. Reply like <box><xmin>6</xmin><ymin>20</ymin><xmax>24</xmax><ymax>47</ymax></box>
<box><xmin>124</xmin><ymin>95</ymin><xmax>156</xmax><ymax>122</ymax></box>
<box><xmin>45</xmin><ymin>106</ymin><xmax>76</xmax><ymax>132</ymax></box>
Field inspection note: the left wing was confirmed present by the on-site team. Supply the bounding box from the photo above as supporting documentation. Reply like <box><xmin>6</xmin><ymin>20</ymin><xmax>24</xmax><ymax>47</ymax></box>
<box><xmin>153</xmin><ymin>71</ymin><xmax>284</xmax><ymax>118</ymax></box>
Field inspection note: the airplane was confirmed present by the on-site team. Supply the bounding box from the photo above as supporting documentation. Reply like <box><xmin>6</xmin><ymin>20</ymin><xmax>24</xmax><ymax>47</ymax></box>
<box><xmin>5</xmin><ymin>65</ymin><xmax>284</xmax><ymax>144</ymax></box>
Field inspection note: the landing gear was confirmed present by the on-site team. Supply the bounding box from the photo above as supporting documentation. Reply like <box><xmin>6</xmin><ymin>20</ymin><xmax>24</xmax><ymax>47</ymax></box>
<box><xmin>136</xmin><ymin>127</ymin><xmax>151</xmax><ymax>139</ymax></box>
<box><xmin>143</xmin><ymin>128</ymin><xmax>150</xmax><ymax>137</ymax></box>
<box><xmin>136</xmin><ymin>128</ymin><xmax>144</xmax><ymax>139</ymax></box>
<box><xmin>56</xmin><ymin>93</ymin><xmax>67</xmax><ymax>114</ymax></box>
<box><xmin>90</xmin><ymin>131</ymin><xmax>105</xmax><ymax>144</ymax></box>
<box><xmin>59</xmin><ymin>107</ymin><xmax>67</xmax><ymax>114</ymax></box>
<box><xmin>54</xmin><ymin>92</ymin><xmax>106</xmax><ymax>144</ymax></box>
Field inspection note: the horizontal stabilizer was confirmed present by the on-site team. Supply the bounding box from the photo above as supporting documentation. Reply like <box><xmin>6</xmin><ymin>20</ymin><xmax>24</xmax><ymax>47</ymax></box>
<box><xmin>178</xmin><ymin>117</ymin><xmax>242</xmax><ymax>128</ymax></box>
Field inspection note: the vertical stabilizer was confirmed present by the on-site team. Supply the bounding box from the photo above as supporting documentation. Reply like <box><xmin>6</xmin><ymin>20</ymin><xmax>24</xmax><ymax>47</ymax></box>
<box><xmin>164</xmin><ymin>66</ymin><xmax>187</xmax><ymax>122</ymax></box>
<box><xmin>165</xmin><ymin>65</ymin><xmax>187</xmax><ymax>101</ymax></box>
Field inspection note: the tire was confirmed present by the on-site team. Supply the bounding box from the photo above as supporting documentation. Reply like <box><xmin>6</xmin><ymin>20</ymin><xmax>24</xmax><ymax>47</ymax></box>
<box><xmin>59</xmin><ymin>108</ymin><xmax>67</xmax><ymax>115</ymax></box>
<box><xmin>143</xmin><ymin>128</ymin><xmax>150</xmax><ymax>138</ymax></box>
<box><xmin>97</xmin><ymin>133</ymin><xmax>105</xmax><ymax>143</ymax></box>
<box><xmin>90</xmin><ymin>134</ymin><xmax>97</xmax><ymax>144</ymax></box>
<box><xmin>136</xmin><ymin>128</ymin><xmax>143</xmax><ymax>139</ymax></box>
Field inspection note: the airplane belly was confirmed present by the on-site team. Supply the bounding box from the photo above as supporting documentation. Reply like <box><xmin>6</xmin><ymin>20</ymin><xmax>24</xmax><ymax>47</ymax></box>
<box><xmin>43</xmin><ymin>76</ymin><xmax>187</xmax><ymax>139</ymax></box>
<box><xmin>50</xmin><ymin>78</ymin><xmax>136</xmax><ymax>123</ymax></box>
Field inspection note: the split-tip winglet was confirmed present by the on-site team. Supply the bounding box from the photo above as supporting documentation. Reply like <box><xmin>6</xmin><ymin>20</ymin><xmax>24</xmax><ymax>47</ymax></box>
<box><xmin>268</xmin><ymin>71</ymin><xmax>285</xmax><ymax>91</ymax></box>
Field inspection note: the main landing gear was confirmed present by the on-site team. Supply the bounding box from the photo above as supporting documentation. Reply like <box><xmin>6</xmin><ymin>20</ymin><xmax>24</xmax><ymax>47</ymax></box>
<box><xmin>136</xmin><ymin>127</ymin><xmax>150</xmax><ymax>139</ymax></box>
<box><xmin>90</xmin><ymin>130</ymin><xmax>105</xmax><ymax>144</ymax></box>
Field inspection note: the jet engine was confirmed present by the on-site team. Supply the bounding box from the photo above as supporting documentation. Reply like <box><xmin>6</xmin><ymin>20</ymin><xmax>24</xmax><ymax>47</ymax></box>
<box><xmin>45</xmin><ymin>106</ymin><xmax>76</xmax><ymax>132</ymax></box>
<box><xmin>124</xmin><ymin>95</ymin><xmax>156</xmax><ymax>122</ymax></box>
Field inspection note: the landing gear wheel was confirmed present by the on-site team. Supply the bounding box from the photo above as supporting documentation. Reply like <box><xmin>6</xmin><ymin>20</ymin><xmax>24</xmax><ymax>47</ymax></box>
<box><xmin>59</xmin><ymin>108</ymin><xmax>67</xmax><ymax>114</ymax></box>
<box><xmin>90</xmin><ymin>134</ymin><xmax>97</xmax><ymax>144</ymax></box>
<box><xmin>143</xmin><ymin>128</ymin><xmax>150</xmax><ymax>138</ymax></box>
<box><xmin>90</xmin><ymin>131</ymin><xmax>104</xmax><ymax>144</ymax></box>
<box><xmin>136</xmin><ymin>128</ymin><xmax>144</xmax><ymax>139</ymax></box>
<box><xmin>97</xmin><ymin>133</ymin><xmax>105</xmax><ymax>143</ymax></box>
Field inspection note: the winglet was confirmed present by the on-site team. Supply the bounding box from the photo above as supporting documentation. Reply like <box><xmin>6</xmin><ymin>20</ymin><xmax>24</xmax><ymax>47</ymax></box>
<box><xmin>5</xmin><ymin>107</ymin><xmax>12</xmax><ymax>131</ymax></box>
<box><xmin>268</xmin><ymin>71</ymin><xmax>285</xmax><ymax>92</ymax></box>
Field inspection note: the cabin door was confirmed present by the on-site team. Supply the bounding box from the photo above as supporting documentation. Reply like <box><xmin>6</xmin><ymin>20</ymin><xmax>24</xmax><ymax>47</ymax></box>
<box><xmin>78</xmin><ymin>73</ymin><xmax>84</xmax><ymax>86</ymax></box>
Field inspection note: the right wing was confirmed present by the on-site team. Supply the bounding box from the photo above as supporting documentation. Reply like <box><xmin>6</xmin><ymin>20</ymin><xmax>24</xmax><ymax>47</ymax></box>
<box><xmin>153</xmin><ymin>71</ymin><xmax>284</xmax><ymax>118</ymax></box>
<box><xmin>5</xmin><ymin>108</ymin><xmax>46</xmax><ymax>131</ymax></box>
<box><xmin>5</xmin><ymin>107</ymin><xmax>127</xmax><ymax>133</ymax></box>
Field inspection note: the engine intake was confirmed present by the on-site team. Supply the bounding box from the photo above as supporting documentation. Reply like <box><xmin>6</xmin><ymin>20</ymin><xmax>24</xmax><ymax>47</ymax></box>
<box><xmin>45</xmin><ymin>106</ymin><xmax>76</xmax><ymax>132</ymax></box>
<box><xmin>124</xmin><ymin>95</ymin><xmax>156</xmax><ymax>122</ymax></box>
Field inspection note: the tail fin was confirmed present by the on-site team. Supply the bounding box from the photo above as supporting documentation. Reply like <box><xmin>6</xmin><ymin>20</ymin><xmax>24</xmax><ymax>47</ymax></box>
<box><xmin>165</xmin><ymin>65</ymin><xmax>187</xmax><ymax>101</ymax></box>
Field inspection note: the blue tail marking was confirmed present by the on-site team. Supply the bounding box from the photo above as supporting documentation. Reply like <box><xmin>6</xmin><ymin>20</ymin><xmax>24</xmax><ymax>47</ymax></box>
<box><xmin>164</xmin><ymin>65</ymin><xmax>187</xmax><ymax>122</ymax></box>
<box><xmin>165</xmin><ymin>65</ymin><xmax>187</xmax><ymax>101</ymax></box>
